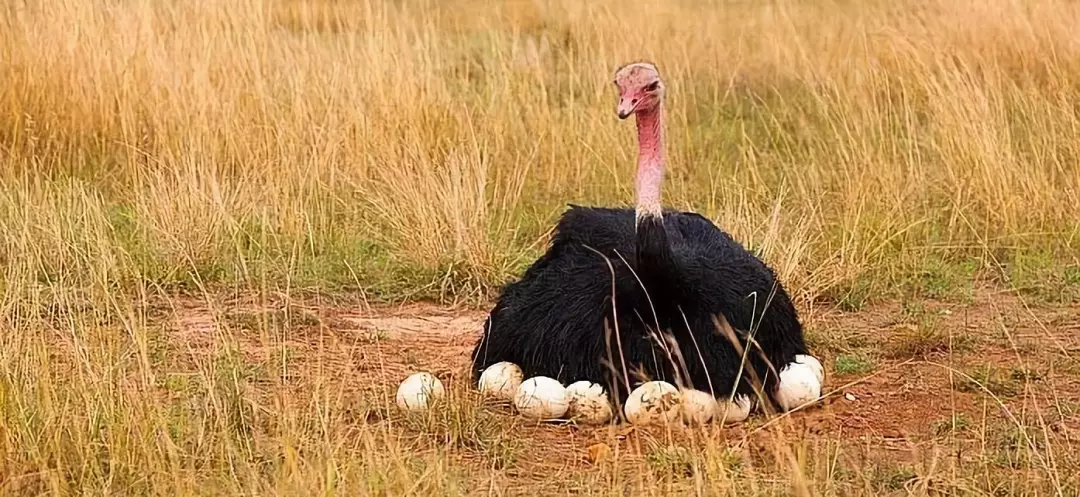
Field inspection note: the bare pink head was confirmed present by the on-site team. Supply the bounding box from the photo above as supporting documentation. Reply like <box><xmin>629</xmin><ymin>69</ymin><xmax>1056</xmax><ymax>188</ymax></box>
<box><xmin>614</xmin><ymin>62</ymin><xmax>665</xmax><ymax>119</ymax></box>
<box><xmin>614</xmin><ymin>62</ymin><xmax>666</xmax><ymax>220</ymax></box>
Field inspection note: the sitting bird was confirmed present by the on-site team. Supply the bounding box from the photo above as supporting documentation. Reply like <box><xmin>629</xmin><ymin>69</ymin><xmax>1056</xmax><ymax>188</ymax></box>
<box><xmin>471</xmin><ymin>62</ymin><xmax>817</xmax><ymax>416</ymax></box>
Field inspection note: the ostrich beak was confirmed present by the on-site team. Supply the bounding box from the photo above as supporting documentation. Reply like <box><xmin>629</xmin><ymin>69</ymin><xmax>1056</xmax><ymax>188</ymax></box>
<box><xmin>616</xmin><ymin>98</ymin><xmax>637</xmax><ymax>119</ymax></box>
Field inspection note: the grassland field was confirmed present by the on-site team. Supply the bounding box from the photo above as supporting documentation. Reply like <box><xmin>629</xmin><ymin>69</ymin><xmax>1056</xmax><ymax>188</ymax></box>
<box><xmin>1</xmin><ymin>0</ymin><xmax>1079</xmax><ymax>495</ymax></box>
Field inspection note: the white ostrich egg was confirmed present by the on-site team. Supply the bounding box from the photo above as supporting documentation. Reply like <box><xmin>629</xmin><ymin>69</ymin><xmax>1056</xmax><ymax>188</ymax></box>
<box><xmin>513</xmin><ymin>376</ymin><xmax>570</xmax><ymax>419</ymax></box>
<box><xmin>715</xmin><ymin>394</ymin><xmax>753</xmax><ymax>424</ymax></box>
<box><xmin>478</xmin><ymin>362</ymin><xmax>524</xmax><ymax>401</ymax></box>
<box><xmin>794</xmin><ymin>354</ymin><xmax>825</xmax><ymax>385</ymax></box>
<box><xmin>395</xmin><ymin>372</ymin><xmax>446</xmax><ymax>412</ymax></box>
<box><xmin>680</xmin><ymin>389</ymin><xmax>719</xmax><ymax>425</ymax></box>
<box><xmin>775</xmin><ymin>362</ymin><xmax>822</xmax><ymax>411</ymax></box>
<box><xmin>623</xmin><ymin>380</ymin><xmax>681</xmax><ymax>426</ymax></box>
<box><xmin>565</xmin><ymin>380</ymin><xmax>613</xmax><ymax>425</ymax></box>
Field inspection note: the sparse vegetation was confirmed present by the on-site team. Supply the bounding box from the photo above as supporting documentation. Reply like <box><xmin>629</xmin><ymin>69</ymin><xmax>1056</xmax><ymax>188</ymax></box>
<box><xmin>954</xmin><ymin>365</ymin><xmax>1021</xmax><ymax>398</ymax></box>
<box><xmin>885</xmin><ymin>304</ymin><xmax>978</xmax><ymax>358</ymax></box>
<box><xmin>834</xmin><ymin>354</ymin><xmax>876</xmax><ymax>376</ymax></box>
<box><xmin>931</xmin><ymin>414</ymin><xmax>972</xmax><ymax>437</ymax></box>
<box><xmin>2</xmin><ymin>0</ymin><xmax>1080</xmax><ymax>495</ymax></box>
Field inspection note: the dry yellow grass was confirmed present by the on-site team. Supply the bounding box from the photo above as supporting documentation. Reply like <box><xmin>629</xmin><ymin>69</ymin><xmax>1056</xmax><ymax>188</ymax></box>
<box><xmin>1</xmin><ymin>0</ymin><xmax>1079</xmax><ymax>495</ymax></box>
<box><xmin>4</xmin><ymin>0</ymin><xmax>1080</xmax><ymax>303</ymax></box>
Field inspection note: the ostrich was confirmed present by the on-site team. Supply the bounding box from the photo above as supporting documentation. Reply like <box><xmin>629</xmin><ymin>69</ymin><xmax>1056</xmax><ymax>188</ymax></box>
<box><xmin>471</xmin><ymin>62</ymin><xmax>814</xmax><ymax>415</ymax></box>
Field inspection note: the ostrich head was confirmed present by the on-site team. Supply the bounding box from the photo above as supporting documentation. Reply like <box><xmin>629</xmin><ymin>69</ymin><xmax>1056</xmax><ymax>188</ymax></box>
<box><xmin>614</xmin><ymin>62</ymin><xmax>665</xmax><ymax>119</ymax></box>
<box><xmin>614</xmin><ymin>61</ymin><xmax>666</xmax><ymax>222</ymax></box>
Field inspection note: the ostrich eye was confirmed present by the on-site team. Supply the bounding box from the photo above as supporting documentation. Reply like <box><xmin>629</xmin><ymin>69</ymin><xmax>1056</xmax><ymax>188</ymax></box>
<box><xmin>644</xmin><ymin>81</ymin><xmax>660</xmax><ymax>92</ymax></box>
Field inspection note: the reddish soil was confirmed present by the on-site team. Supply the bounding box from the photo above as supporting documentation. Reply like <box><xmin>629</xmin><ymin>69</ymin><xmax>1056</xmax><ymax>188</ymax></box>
<box><xmin>164</xmin><ymin>288</ymin><xmax>1080</xmax><ymax>492</ymax></box>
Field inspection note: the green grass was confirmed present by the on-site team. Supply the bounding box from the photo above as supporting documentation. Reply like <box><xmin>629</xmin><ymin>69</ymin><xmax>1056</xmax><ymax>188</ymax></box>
<box><xmin>833</xmin><ymin>354</ymin><xmax>876</xmax><ymax>376</ymax></box>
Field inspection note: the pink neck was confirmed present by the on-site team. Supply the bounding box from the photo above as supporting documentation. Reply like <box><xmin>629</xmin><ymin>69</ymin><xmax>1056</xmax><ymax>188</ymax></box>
<box><xmin>634</xmin><ymin>105</ymin><xmax>665</xmax><ymax>222</ymax></box>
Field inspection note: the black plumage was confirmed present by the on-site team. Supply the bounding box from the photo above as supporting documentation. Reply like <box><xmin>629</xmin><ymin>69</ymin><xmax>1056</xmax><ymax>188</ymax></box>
<box><xmin>470</xmin><ymin>205</ymin><xmax>808</xmax><ymax>409</ymax></box>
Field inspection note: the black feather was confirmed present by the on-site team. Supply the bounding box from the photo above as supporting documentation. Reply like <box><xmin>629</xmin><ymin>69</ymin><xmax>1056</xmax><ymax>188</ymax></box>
<box><xmin>470</xmin><ymin>203</ymin><xmax>809</xmax><ymax>411</ymax></box>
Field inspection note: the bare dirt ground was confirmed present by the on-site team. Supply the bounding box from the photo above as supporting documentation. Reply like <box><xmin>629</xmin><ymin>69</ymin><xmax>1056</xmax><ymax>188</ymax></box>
<box><xmin>164</xmin><ymin>287</ymin><xmax>1080</xmax><ymax>494</ymax></box>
